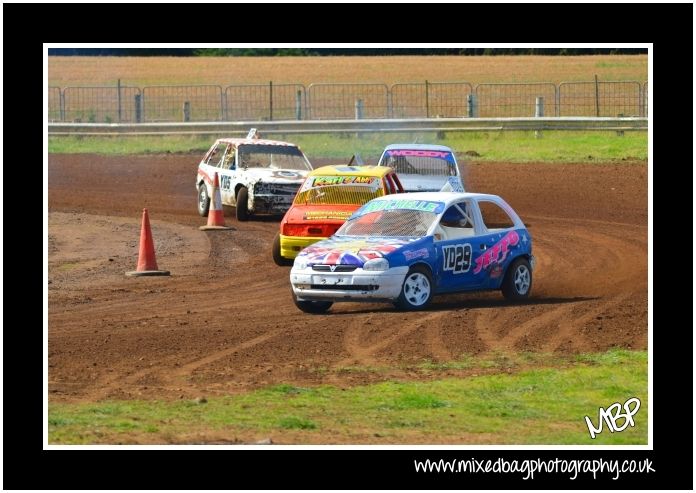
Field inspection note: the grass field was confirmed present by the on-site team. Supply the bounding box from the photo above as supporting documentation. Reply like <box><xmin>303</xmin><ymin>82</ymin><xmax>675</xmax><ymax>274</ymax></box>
<box><xmin>48</xmin><ymin>349</ymin><xmax>648</xmax><ymax>444</ymax></box>
<box><xmin>48</xmin><ymin>55</ymin><xmax>647</xmax><ymax>87</ymax></box>
<box><xmin>48</xmin><ymin>130</ymin><xmax>647</xmax><ymax>162</ymax></box>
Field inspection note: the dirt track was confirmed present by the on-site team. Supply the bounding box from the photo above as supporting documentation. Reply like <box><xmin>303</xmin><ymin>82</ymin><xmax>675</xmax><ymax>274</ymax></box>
<box><xmin>48</xmin><ymin>154</ymin><xmax>647</xmax><ymax>403</ymax></box>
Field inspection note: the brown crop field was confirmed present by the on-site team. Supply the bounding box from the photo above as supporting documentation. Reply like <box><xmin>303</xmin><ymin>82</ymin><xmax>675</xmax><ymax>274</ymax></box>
<box><xmin>48</xmin><ymin>55</ymin><xmax>647</xmax><ymax>87</ymax></box>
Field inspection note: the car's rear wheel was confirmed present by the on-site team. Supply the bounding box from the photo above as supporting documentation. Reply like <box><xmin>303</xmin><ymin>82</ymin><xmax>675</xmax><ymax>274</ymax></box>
<box><xmin>236</xmin><ymin>186</ymin><xmax>250</xmax><ymax>221</ymax></box>
<box><xmin>292</xmin><ymin>291</ymin><xmax>333</xmax><ymax>314</ymax></box>
<box><xmin>197</xmin><ymin>183</ymin><xmax>210</xmax><ymax>217</ymax></box>
<box><xmin>501</xmin><ymin>257</ymin><xmax>532</xmax><ymax>301</ymax></box>
<box><xmin>394</xmin><ymin>265</ymin><xmax>433</xmax><ymax>310</ymax></box>
<box><xmin>272</xmin><ymin>233</ymin><xmax>292</xmax><ymax>266</ymax></box>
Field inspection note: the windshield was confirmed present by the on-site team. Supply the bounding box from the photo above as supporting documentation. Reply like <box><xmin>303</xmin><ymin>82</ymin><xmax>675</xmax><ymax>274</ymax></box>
<box><xmin>337</xmin><ymin>209</ymin><xmax>439</xmax><ymax>237</ymax></box>
<box><xmin>238</xmin><ymin>144</ymin><xmax>311</xmax><ymax>171</ymax></box>
<box><xmin>294</xmin><ymin>175</ymin><xmax>384</xmax><ymax>205</ymax></box>
<box><xmin>381</xmin><ymin>149</ymin><xmax>457</xmax><ymax>176</ymax></box>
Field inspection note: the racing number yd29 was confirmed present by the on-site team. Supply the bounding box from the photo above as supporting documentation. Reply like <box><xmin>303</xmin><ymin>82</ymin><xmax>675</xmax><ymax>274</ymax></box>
<box><xmin>442</xmin><ymin>244</ymin><xmax>472</xmax><ymax>274</ymax></box>
<box><xmin>220</xmin><ymin>175</ymin><xmax>231</xmax><ymax>191</ymax></box>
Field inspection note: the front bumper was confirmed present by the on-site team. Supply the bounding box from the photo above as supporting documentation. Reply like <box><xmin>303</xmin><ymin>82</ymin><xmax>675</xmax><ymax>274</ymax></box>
<box><xmin>280</xmin><ymin>234</ymin><xmax>326</xmax><ymax>260</ymax></box>
<box><xmin>250</xmin><ymin>194</ymin><xmax>295</xmax><ymax>214</ymax></box>
<box><xmin>290</xmin><ymin>266</ymin><xmax>409</xmax><ymax>302</ymax></box>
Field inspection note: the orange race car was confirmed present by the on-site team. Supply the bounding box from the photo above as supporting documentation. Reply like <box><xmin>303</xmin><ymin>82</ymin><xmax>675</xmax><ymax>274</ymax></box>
<box><xmin>272</xmin><ymin>165</ymin><xmax>404</xmax><ymax>265</ymax></box>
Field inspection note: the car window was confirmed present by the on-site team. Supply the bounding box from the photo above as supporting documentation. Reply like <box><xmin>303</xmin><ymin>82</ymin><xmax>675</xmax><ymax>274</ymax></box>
<box><xmin>294</xmin><ymin>176</ymin><xmax>384</xmax><ymax>205</ymax></box>
<box><xmin>205</xmin><ymin>143</ymin><xmax>228</xmax><ymax>167</ymax></box>
<box><xmin>337</xmin><ymin>209</ymin><xmax>435</xmax><ymax>237</ymax></box>
<box><xmin>238</xmin><ymin>144</ymin><xmax>311</xmax><ymax>171</ymax></box>
<box><xmin>381</xmin><ymin>149</ymin><xmax>457</xmax><ymax>176</ymax></box>
<box><xmin>440</xmin><ymin>202</ymin><xmax>474</xmax><ymax>229</ymax></box>
<box><xmin>221</xmin><ymin>147</ymin><xmax>236</xmax><ymax>169</ymax></box>
<box><xmin>479</xmin><ymin>200</ymin><xmax>516</xmax><ymax>231</ymax></box>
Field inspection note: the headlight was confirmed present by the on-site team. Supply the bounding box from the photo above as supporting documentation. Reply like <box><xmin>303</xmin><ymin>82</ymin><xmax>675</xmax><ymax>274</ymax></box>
<box><xmin>363</xmin><ymin>258</ymin><xmax>389</xmax><ymax>271</ymax></box>
<box><xmin>293</xmin><ymin>256</ymin><xmax>308</xmax><ymax>270</ymax></box>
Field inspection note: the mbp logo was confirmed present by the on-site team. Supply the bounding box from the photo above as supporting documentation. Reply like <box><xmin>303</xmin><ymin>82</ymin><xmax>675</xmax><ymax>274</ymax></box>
<box><xmin>442</xmin><ymin>244</ymin><xmax>472</xmax><ymax>274</ymax></box>
<box><xmin>584</xmin><ymin>397</ymin><xmax>641</xmax><ymax>439</ymax></box>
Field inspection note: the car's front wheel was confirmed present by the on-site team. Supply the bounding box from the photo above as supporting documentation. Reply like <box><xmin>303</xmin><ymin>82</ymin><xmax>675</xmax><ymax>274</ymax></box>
<box><xmin>394</xmin><ymin>265</ymin><xmax>433</xmax><ymax>310</ymax></box>
<box><xmin>501</xmin><ymin>257</ymin><xmax>532</xmax><ymax>301</ymax></box>
<box><xmin>197</xmin><ymin>183</ymin><xmax>210</xmax><ymax>217</ymax></box>
<box><xmin>236</xmin><ymin>186</ymin><xmax>250</xmax><ymax>221</ymax></box>
<box><xmin>292</xmin><ymin>291</ymin><xmax>333</xmax><ymax>314</ymax></box>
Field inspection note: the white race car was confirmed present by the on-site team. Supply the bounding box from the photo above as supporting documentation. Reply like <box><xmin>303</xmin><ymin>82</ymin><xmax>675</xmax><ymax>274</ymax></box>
<box><xmin>196</xmin><ymin>130</ymin><xmax>313</xmax><ymax>221</ymax></box>
<box><xmin>377</xmin><ymin>143</ymin><xmax>464</xmax><ymax>192</ymax></box>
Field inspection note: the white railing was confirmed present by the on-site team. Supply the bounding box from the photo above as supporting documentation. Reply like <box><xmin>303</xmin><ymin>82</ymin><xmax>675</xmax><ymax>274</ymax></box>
<box><xmin>48</xmin><ymin>117</ymin><xmax>648</xmax><ymax>136</ymax></box>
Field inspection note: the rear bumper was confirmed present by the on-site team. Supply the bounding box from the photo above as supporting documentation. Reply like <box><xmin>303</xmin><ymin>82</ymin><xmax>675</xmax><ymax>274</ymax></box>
<box><xmin>279</xmin><ymin>234</ymin><xmax>326</xmax><ymax>259</ymax></box>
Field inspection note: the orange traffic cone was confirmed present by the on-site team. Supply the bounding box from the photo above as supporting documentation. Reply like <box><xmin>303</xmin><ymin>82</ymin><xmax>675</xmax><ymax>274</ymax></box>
<box><xmin>126</xmin><ymin>208</ymin><xmax>170</xmax><ymax>277</ymax></box>
<box><xmin>199</xmin><ymin>172</ymin><xmax>232</xmax><ymax>231</ymax></box>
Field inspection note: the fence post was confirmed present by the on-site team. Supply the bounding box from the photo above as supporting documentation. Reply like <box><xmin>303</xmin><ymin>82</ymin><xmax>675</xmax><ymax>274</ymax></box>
<box><xmin>269</xmin><ymin>81</ymin><xmax>273</xmax><ymax>121</ymax></box>
<box><xmin>183</xmin><ymin>101</ymin><xmax>190</xmax><ymax>122</ymax></box>
<box><xmin>425</xmin><ymin>80</ymin><xmax>430</xmax><ymax>118</ymax></box>
<box><xmin>616</xmin><ymin>113</ymin><xmax>624</xmax><ymax>137</ymax></box>
<box><xmin>221</xmin><ymin>89</ymin><xmax>226</xmax><ymax>121</ymax></box>
<box><xmin>535</xmin><ymin>96</ymin><xmax>544</xmax><ymax>139</ymax></box>
<box><xmin>355</xmin><ymin>98</ymin><xmax>364</xmax><ymax>139</ymax></box>
<box><xmin>535</xmin><ymin>96</ymin><xmax>544</xmax><ymax>117</ymax></box>
<box><xmin>60</xmin><ymin>89</ymin><xmax>65</xmax><ymax>122</ymax></box>
<box><xmin>295</xmin><ymin>90</ymin><xmax>302</xmax><ymax>120</ymax></box>
<box><xmin>594</xmin><ymin>74</ymin><xmax>600</xmax><ymax>117</ymax></box>
<box><xmin>134</xmin><ymin>94</ymin><xmax>142</xmax><ymax>123</ymax></box>
<box><xmin>355</xmin><ymin>98</ymin><xmax>364</xmax><ymax>120</ymax></box>
<box><xmin>117</xmin><ymin>79</ymin><xmax>122</xmax><ymax>123</ymax></box>
<box><xmin>467</xmin><ymin>94</ymin><xmax>478</xmax><ymax>118</ymax></box>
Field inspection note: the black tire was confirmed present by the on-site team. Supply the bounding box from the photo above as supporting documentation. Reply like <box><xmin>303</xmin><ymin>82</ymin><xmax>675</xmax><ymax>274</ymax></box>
<box><xmin>501</xmin><ymin>257</ymin><xmax>532</xmax><ymax>301</ymax></box>
<box><xmin>236</xmin><ymin>186</ymin><xmax>250</xmax><ymax>221</ymax></box>
<box><xmin>394</xmin><ymin>265</ymin><xmax>434</xmax><ymax>311</ymax></box>
<box><xmin>272</xmin><ymin>233</ymin><xmax>292</xmax><ymax>266</ymax></box>
<box><xmin>197</xmin><ymin>183</ymin><xmax>210</xmax><ymax>217</ymax></box>
<box><xmin>292</xmin><ymin>291</ymin><xmax>333</xmax><ymax>314</ymax></box>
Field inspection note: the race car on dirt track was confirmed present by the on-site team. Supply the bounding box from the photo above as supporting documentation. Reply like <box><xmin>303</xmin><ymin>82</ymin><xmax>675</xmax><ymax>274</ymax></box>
<box><xmin>290</xmin><ymin>192</ymin><xmax>534</xmax><ymax>313</ymax></box>
<box><xmin>377</xmin><ymin>143</ymin><xmax>464</xmax><ymax>192</ymax></box>
<box><xmin>196</xmin><ymin>130</ymin><xmax>313</xmax><ymax>221</ymax></box>
<box><xmin>272</xmin><ymin>165</ymin><xmax>404</xmax><ymax>266</ymax></box>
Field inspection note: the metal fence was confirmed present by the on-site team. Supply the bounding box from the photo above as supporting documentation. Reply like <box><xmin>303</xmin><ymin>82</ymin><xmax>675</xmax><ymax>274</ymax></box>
<box><xmin>48</xmin><ymin>86</ymin><xmax>62</xmax><ymax>121</ymax></box>
<box><xmin>142</xmin><ymin>85</ymin><xmax>223</xmax><ymax>122</ymax></box>
<box><xmin>48</xmin><ymin>80</ymin><xmax>649</xmax><ymax>123</ymax></box>
<box><xmin>307</xmin><ymin>83</ymin><xmax>389</xmax><ymax>119</ymax></box>
<box><xmin>476</xmin><ymin>83</ymin><xmax>558</xmax><ymax>117</ymax></box>
<box><xmin>224</xmin><ymin>83</ymin><xmax>305</xmax><ymax>121</ymax></box>
<box><xmin>63</xmin><ymin>86</ymin><xmax>142</xmax><ymax>123</ymax></box>
<box><xmin>391</xmin><ymin>82</ymin><xmax>474</xmax><ymax>118</ymax></box>
<box><xmin>558</xmin><ymin>81</ymin><xmax>643</xmax><ymax>117</ymax></box>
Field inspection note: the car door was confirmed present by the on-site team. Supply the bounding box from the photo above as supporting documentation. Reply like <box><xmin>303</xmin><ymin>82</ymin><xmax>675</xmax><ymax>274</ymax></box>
<box><xmin>434</xmin><ymin>201</ymin><xmax>488</xmax><ymax>292</ymax></box>
<box><xmin>202</xmin><ymin>142</ymin><xmax>233</xmax><ymax>204</ymax></box>
<box><xmin>216</xmin><ymin>145</ymin><xmax>236</xmax><ymax>205</ymax></box>
<box><xmin>471</xmin><ymin>199</ymin><xmax>526</xmax><ymax>288</ymax></box>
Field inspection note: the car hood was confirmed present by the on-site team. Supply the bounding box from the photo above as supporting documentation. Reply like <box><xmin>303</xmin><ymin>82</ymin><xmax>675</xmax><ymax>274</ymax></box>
<box><xmin>297</xmin><ymin>235</ymin><xmax>420</xmax><ymax>267</ymax></box>
<box><xmin>397</xmin><ymin>174</ymin><xmax>462</xmax><ymax>192</ymax></box>
<box><xmin>284</xmin><ymin>204</ymin><xmax>360</xmax><ymax>224</ymax></box>
<box><xmin>239</xmin><ymin>167</ymin><xmax>308</xmax><ymax>184</ymax></box>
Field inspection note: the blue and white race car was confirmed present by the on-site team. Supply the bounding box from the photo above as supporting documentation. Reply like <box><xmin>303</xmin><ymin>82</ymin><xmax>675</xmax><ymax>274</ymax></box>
<box><xmin>290</xmin><ymin>192</ymin><xmax>534</xmax><ymax>313</ymax></box>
